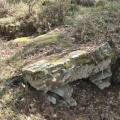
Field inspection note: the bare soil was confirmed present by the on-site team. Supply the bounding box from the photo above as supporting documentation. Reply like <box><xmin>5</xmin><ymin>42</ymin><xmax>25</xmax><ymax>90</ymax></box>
<box><xmin>7</xmin><ymin>78</ymin><xmax>120</xmax><ymax>120</ymax></box>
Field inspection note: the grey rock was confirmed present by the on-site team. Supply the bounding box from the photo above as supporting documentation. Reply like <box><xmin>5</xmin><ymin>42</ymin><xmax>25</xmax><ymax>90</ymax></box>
<box><xmin>90</xmin><ymin>68</ymin><xmax>112</xmax><ymax>89</ymax></box>
<box><xmin>22</xmin><ymin>42</ymin><xmax>116</xmax><ymax>92</ymax></box>
<box><xmin>47</xmin><ymin>85</ymin><xmax>77</xmax><ymax>106</ymax></box>
<box><xmin>22</xmin><ymin>42</ymin><xmax>117</xmax><ymax>106</ymax></box>
<box><xmin>47</xmin><ymin>95</ymin><xmax>57</xmax><ymax>105</ymax></box>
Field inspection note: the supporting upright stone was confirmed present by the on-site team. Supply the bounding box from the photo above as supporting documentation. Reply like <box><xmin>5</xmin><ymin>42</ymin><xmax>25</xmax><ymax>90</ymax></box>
<box><xmin>89</xmin><ymin>68</ymin><xmax>112</xmax><ymax>89</ymax></box>
<box><xmin>47</xmin><ymin>84</ymin><xmax>77</xmax><ymax>106</ymax></box>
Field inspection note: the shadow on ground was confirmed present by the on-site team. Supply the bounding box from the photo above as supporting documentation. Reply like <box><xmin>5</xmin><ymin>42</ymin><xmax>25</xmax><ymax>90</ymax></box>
<box><xmin>4</xmin><ymin>77</ymin><xmax>120</xmax><ymax>120</ymax></box>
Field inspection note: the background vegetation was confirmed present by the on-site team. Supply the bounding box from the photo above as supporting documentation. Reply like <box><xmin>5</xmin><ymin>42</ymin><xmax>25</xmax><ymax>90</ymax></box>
<box><xmin>0</xmin><ymin>0</ymin><xmax>120</xmax><ymax>120</ymax></box>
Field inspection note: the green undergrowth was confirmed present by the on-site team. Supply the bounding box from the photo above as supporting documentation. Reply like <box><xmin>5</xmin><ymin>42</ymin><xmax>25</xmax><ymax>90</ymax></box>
<box><xmin>63</xmin><ymin>0</ymin><xmax>120</xmax><ymax>46</ymax></box>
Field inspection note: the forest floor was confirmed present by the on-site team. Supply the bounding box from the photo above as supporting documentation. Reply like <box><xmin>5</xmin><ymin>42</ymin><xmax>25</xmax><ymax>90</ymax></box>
<box><xmin>0</xmin><ymin>0</ymin><xmax>120</xmax><ymax>120</ymax></box>
<box><xmin>1</xmin><ymin>78</ymin><xmax>120</xmax><ymax>120</ymax></box>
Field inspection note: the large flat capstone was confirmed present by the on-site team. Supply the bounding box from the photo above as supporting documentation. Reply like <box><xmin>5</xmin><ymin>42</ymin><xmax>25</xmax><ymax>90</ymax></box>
<box><xmin>22</xmin><ymin>42</ymin><xmax>116</xmax><ymax>91</ymax></box>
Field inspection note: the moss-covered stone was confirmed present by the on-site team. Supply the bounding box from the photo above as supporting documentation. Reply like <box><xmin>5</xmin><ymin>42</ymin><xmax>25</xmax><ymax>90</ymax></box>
<box><xmin>0</xmin><ymin>30</ymin><xmax>61</xmax><ymax>81</ymax></box>
<box><xmin>22</xmin><ymin>42</ymin><xmax>116</xmax><ymax>91</ymax></box>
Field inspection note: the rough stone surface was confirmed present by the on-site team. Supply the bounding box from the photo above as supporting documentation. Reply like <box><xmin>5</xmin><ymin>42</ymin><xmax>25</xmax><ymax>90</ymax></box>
<box><xmin>116</xmin><ymin>67</ymin><xmax>120</xmax><ymax>83</ymax></box>
<box><xmin>47</xmin><ymin>84</ymin><xmax>77</xmax><ymax>106</ymax></box>
<box><xmin>90</xmin><ymin>67</ymin><xmax>112</xmax><ymax>89</ymax></box>
<box><xmin>22</xmin><ymin>42</ymin><xmax>116</xmax><ymax>92</ymax></box>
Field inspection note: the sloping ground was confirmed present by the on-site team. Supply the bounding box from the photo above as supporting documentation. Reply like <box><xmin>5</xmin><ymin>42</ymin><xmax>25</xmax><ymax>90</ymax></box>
<box><xmin>0</xmin><ymin>0</ymin><xmax>120</xmax><ymax>120</ymax></box>
<box><xmin>0</xmin><ymin>0</ymin><xmax>73</xmax><ymax>40</ymax></box>
<box><xmin>15</xmin><ymin>80</ymin><xmax>120</xmax><ymax>120</ymax></box>
<box><xmin>0</xmin><ymin>29</ymin><xmax>71</xmax><ymax>81</ymax></box>
<box><xmin>1</xmin><ymin>77</ymin><xmax>120</xmax><ymax>120</ymax></box>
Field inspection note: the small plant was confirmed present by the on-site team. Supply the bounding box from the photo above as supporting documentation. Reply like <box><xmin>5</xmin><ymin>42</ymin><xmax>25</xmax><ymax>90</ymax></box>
<box><xmin>32</xmin><ymin>0</ymin><xmax>76</xmax><ymax>34</ymax></box>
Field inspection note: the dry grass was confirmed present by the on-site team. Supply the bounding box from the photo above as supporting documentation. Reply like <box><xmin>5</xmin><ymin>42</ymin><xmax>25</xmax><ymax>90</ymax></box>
<box><xmin>0</xmin><ymin>0</ymin><xmax>76</xmax><ymax>39</ymax></box>
<box><xmin>63</xmin><ymin>0</ymin><xmax>120</xmax><ymax>49</ymax></box>
<box><xmin>0</xmin><ymin>0</ymin><xmax>120</xmax><ymax>120</ymax></box>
